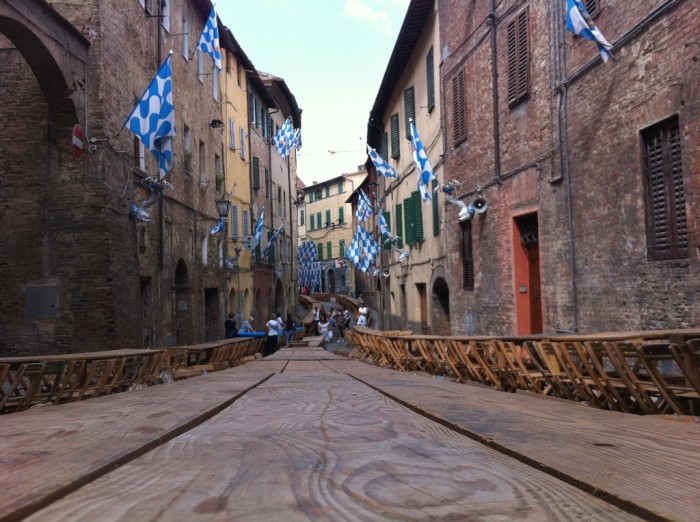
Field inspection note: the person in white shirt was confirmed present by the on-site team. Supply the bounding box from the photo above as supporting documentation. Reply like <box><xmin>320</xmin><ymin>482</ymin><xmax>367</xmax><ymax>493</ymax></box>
<box><xmin>356</xmin><ymin>304</ymin><xmax>368</xmax><ymax>327</ymax></box>
<box><xmin>265</xmin><ymin>314</ymin><xmax>279</xmax><ymax>357</ymax></box>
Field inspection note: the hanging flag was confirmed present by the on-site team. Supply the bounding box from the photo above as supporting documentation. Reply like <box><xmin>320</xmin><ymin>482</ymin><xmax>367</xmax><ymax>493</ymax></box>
<box><xmin>410</xmin><ymin>119</ymin><xmax>436</xmax><ymax>206</ymax></box>
<box><xmin>209</xmin><ymin>217</ymin><xmax>226</xmax><ymax>235</ymax></box>
<box><xmin>355</xmin><ymin>189</ymin><xmax>373</xmax><ymax>224</ymax></box>
<box><xmin>378</xmin><ymin>211</ymin><xmax>392</xmax><ymax>238</ymax></box>
<box><xmin>125</xmin><ymin>53</ymin><xmax>176</xmax><ymax>180</ymax></box>
<box><xmin>565</xmin><ymin>0</ymin><xmax>612</xmax><ymax>63</ymax></box>
<box><xmin>347</xmin><ymin>225</ymin><xmax>380</xmax><ymax>273</ymax></box>
<box><xmin>262</xmin><ymin>224</ymin><xmax>284</xmax><ymax>259</ymax></box>
<box><xmin>273</xmin><ymin>117</ymin><xmax>294</xmax><ymax>157</ymax></box>
<box><xmin>307</xmin><ymin>239</ymin><xmax>317</xmax><ymax>263</ymax></box>
<box><xmin>197</xmin><ymin>6</ymin><xmax>221</xmax><ymax>70</ymax></box>
<box><xmin>254</xmin><ymin>206</ymin><xmax>265</xmax><ymax>244</ymax></box>
<box><xmin>291</xmin><ymin>127</ymin><xmax>302</xmax><ymax>151</ymax></box>
<box><xmin>366</xmin><ymin>144</ymin><xmax>398</xmax><ymax>178</ymax></box>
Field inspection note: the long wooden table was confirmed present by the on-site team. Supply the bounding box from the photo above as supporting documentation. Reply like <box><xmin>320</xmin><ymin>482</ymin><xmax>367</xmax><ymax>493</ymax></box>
<box><xmin>2</xmin><ymin>343</ymin><xmax>698</xmax><ymax>521</ymax></box>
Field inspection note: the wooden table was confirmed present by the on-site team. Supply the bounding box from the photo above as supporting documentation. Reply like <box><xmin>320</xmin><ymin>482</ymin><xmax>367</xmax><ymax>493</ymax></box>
<box><xmin>0</xmin><ymin>348</ymin><xmax>160</xmax><ymax>365</ymax></box>
<box><xmin>2</xmin><ymin>346</ymin><xmax>698</xmax><ymax>521</ymax></box>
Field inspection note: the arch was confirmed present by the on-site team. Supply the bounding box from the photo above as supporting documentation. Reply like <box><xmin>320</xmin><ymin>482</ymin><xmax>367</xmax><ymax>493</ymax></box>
<box><xmin>274</xmin><ymin>278</ymin><xmax>284</xmax><ymax>316</ymax></box>
<box><xmin>430</xmin><ymin>265</ymin><xmax>451</xmax><ymax>336</ymax></box>
<box><xmin>244</xmin><ymin>288</ymin><xmax>250</xmax><ymax>318</ymax></box>
<box><xmin>175</xmin><ymin>259</ymin><xmax>189</xmax><ymax>287</ymax></box>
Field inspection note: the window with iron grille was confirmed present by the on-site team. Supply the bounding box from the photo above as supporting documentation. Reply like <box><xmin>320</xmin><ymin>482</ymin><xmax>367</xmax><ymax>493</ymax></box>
<box><xmin>584</xmin><ymin>0</ymin><xmax>599</xmax><ymax>17</ymax></box>
<box><xmin>390</xmin><ymin>113</ymin><xmax>400</xmax><ymax>159</ymax></box>
<box><xmin>642</xmin><ymin>116</ymin><xmax>688</xmax><ymax>260</ymax></box>
<box><xmin>426</xmin><ymin>46</ymin><xmax>435</xmax><ymax>112</ymax></box>
<box><xmin>461</xmin><ymin>221</ymin><xmax>474</xmax><ymax>290</ymax></box>
<box><xmin>507</xmin><ymin>9</ymin><xmax>530</xmax><ymax>107</ymax></box>
<box><xmin>452</xmin><ymin>70</ymin><xmax>466</xmax><ymax>145</ymax></box>
<box><xmin>404</xmin><ymin>87</ymin><xmax>415</xmax><ymax>139</ymax></box>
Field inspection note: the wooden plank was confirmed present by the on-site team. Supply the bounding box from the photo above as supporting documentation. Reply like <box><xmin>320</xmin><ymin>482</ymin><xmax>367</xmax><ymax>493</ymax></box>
<box><xmin>0</xmin><ymin>361</ymin><xmax>285</xmax><ymax>520</ymax></box>
<box><xmin>0</xmin><ymin>349</ymin><xmax>161</xmax><ymax>364</ymax></box>
<box><xmin>325</xmin><ymin>359</ymin><xmax>700</xmax><ymax>521</ymax></box>
<box><xmin>26</xmin><ymin>362</ymin><xmax>638</xmax><ymax>521</ymax></box>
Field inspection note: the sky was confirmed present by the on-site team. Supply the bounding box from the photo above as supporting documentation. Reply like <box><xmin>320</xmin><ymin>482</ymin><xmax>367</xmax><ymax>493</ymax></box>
<box><xmin>217</xmin><ymin>0</ymin><xmax>411</xmax><ymax>186</ymax></box>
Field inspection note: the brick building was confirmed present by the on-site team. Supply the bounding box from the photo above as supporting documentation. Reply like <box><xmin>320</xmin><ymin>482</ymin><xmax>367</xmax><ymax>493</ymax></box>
<box><xmin>440</xmin><ymin>0</ymin><xmax>698</xmax><ymax>334</ymax></box>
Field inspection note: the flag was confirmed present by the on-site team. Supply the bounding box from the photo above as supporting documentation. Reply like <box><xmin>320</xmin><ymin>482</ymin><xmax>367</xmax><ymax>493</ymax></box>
<box><xmin>410</xmin><ymin>119</ymin><xmax>436</xmax><ymax>205</ymax></box>
<box><xmin>348</xmin><ymin>225</ymin><xmax>380</xmax><ymax>273</ymax></box>
<box><xmin>125</xmin><ymin>54</ymin><xmax>176</xmax><ymax>179</ymax></box>
<box><xmin>366</xmin><ymin>144</ymin><xmax>398</xmax><ymax>178</ymax></box>
<box><xmin>273</xmin><ymin>117</ymin><xmax>294</xmax><ymax>157</ymax></box>
<box><xmin>254</xmin><ymin>206</ymin><xmax>265</xmax><ymax>244</ymax></box>
<box><xmin>378</xmin><ymin>211</ymin><xmax>392</xmax><ymax>237</ymax></box>
<box><xmin>209</xmin><ymin>217</ymin><xmax>226</xmax><ymax>235</ymax></box>
<box><xmin>565</xmin><ymin>0</ymin><xmax>612</xmax><ymax>63</ymax></box>
<box><xmin>291</xmin><ymin>128</ymin><xmax>302</xmax><ymax>151</ymax></box>
<box><xmin>197</xmin><ymin>6</ymin><xmax>221</xmax><ymax>70</ymax></box>
<box><xmin>262</xmin><ymin>224</ymin><xmax>283</xmax><ymax>259</ymax></box>
<box><xmin>355</xmin><ymin>189</ymin><xmax>373</xmax><ymax>223</ymax></box>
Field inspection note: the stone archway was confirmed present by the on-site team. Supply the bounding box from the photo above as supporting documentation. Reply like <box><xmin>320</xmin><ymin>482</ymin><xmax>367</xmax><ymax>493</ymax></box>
<box><xmin>274</xmin><ymin>278</ymin><xmax>284</xmax><ymax>317</ymax></box>
<box><xmin>430</xmin><ymin>265</ymin><xmax>451</xmax><ymax>336</ymax></box>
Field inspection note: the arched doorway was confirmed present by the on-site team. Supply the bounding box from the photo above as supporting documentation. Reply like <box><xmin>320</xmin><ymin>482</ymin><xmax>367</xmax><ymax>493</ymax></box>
<box><xmin>244</xmin><ymin>288</ymin><xmax>250</xmax><ymax>321</ymax></box>
<box><xmin>175</xmin><ymin>260</ymin><xmax>192</xmax><ymax>346</ymax></box>
<box><xmin>274</xmin><ymin>278</ymin><xmax>284</xmax><ymax>316</ymax></box>
<box><xmin>431</xmin><ymin>277</ymin><xmax>451</xmax><ymax>336</ymax></box>
<box><xmin>328</xmin><ymin>269</ymin><xmax>335</xmax><ymax>294</ymax></box>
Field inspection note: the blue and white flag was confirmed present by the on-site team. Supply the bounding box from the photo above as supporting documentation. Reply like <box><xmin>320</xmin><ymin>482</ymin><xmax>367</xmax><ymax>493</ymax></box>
<box><xmin>262</xmin><ymin>224</ymin><xmax>283</xmax><ymax>259</ymax></box>
<box><xmin>348</xmin><ymin>225</ymin><xmax>380</xmax><ymax>273</ymax></box>
<box><xmin>378</xmin><ymin>211</ymin><xmax>392</xmax><ymax>238</ymax></box>
<box><xmin>197</xmin><ymin>6</ymin><xmax>221</xmax><ymax>70</ymax></box>
<box><xmin>410</xmin><ymin>119</ymin><xmax>436</xmax><ymax>205</ymax></box>
<box><xmin>273</xmin><ymin>117</ymin><xmax>294</xmax><ymax>157</ymax></box>
<box><xmin>209</xmin><ymin>217</ymin><xmax>226</xmax><ymax>235</ymax></box>
<box><xmin>254</xmin><ymin>206</ymin><xmax>265</xmax><ymax>244</ymax></box>
<box><xmin>355</xmin><ymin>189</ymin><xmax>373</xmax><ymax>224</ymax></box>
<box><xmin>565</xmin><ymin>0</ymin><xmax>612</xmax><ymax>63</ymax></box>
<box><xmin>125</xmin><ymin>54</ymin><xmax>176</xmax><ymax>180</ymax></box>
<box><xmin>366</xmin><ymin>144</ymin><xmax>398</xmax><ymax>178</ymax></box>
<box><xmin>291</xmin><ymin>127</ymin><xmax>302</xmax><ymax>151</ymax></box>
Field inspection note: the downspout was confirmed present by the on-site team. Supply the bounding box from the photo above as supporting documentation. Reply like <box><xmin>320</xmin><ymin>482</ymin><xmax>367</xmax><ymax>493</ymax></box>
<box><xmin>489</xmin><ymin>0</ymin><xmax>502</xmax><ymax>185</ymax></box>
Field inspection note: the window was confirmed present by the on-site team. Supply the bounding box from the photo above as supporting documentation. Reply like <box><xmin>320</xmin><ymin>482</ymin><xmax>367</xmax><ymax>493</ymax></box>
<box><xmin>404</xmin><ymin>86</ymin><xmax>415</xmax><ymax>139</ymax></box>
<box><xmin>316</xmin><ymin>212</ymin><xmax>321</xmax><ymax>230</ymax></box>
<box><xmin>252</xmin><ymin>157</ymin><xmax>260</xmax><ymax>189</ymax></box>
<box><xmin>325</xmin><ymin>186</ymin><xmax>331</xmax><ymax>198</ymax></box>
<box><xmin>201</xmin><ymin>235</ymin><xmax>209</xmax><ymax>265</ymax></box>
<box><xmin>231</xmin><ymin>205</ymin><xmax>239</xmax><ymax>239</ymax></box>
<box><xmin>338</xmin><ymin>180</ymin><xmax>344</xmax><ymax>193</ymax></box>
<box><xmin>228</xmin><ymin>118</ymin><xmax>236</xmax><ymax>150</ymax></box>
<box><xmin>452</xmin><ymin>70</ymin><xmax>467</xmax><ymax>145</ymax></box>
<box><xmin>242</xmin><ymin>210</ymin><xmax>249</xmax><ymax>236</ymax></box>
<box><xmin>267</xmin><ymin>230</ymin><xmax>276</xmax><ymax>264</ymax></box>
<box><xmin>199</xmin><ymin>141</ymin><xmax>206</xmax><ymax>178</ymax></box>
<box><xmin>426</xmin><ymin>46</ymin><xmax>435</xmax><ymax>112</ymax></box>
<box><xmin>182</xmin><ymin>19</ymin><xmax>189</xmax><ymax>59</ymax></box>
<box><xmin>584</xmin><ymin>0</ymin><xmax>599</xmax><ymax>17</ymax></box>
<box><xmin>310</xmin><ymin>213</ymin><xmax>315</xmax><ymax>230</ymax></box>
<box><xmin>339</xmin><ymin>239</ymin><xmax>345</xmax><ymax>258</ymax></box>
<box><xmin>249</xmin><ymin>95</ymin><xmax>259</xmax><ymax>127</ymax></box>
<box><xmin>299</xmin><ymin>209</ymin><xmax>305</xmax><ymax>226</ymax></box>
<box><xmin>327</xmin><ymin>241</ymin><xmax>332</xmax><ymax>259</ymax></box>
<box><xmin>308</xmin><ymin>192</ymin><xmax>314</xmax><ymax>203</ymax></box>
<box><xmin>381</xmin><ymin>132</ymin><xmax>389</xmax><ymax>161</ymax></box>
<box><xmin>214</xmin><ymin>154</ymin><xmax>221</xmax><ymax>187</ymax></box>
<box><xmin>507</xmin><ymin>9</ymin><xmax>529</xmax><ymax>107</ymax></box>
<box><xmin>338</xmin><ymin>207</ymin><xmax>344</xmax><ymax>224</ymax></box>
<box><xmin>318</xmin><ymin>244</ymin><xmax>323</xmax><ymax>260</ymax></box>
<box><xmin>395</xmin><ymin>203</ymin><xmax>403</xmax><ymax>248</ymax></box>
<box><xmin>161</xmin><ymin>0</ymin><xmax>170</xmax><ymax>32</ymax></box>
<box><xmin>462</xmin><ymin>221</ymin><xmax>474</xmax><ymax>290</ymax></box>
<box><xmin>432</xmin><ymin>179</ymin><xmax>440</xmax><ymax>236</ymax></box>
<box><xmin>212</xmin><ymin>65</ymin><xmax>219</xmax><ymax>101</ymax></box>
<box><xmin>390</xmin><ymin>113</ymin><xmax>400</xmax><ymax>159</ymax></box>
<box><xmin>225</xmin><ymin>51</ymin><xmax>231</xmax><ymax>76</ymax></box>
<box><xmin>239</xmin><ymin>127</ymin><xmax>246</xmax><ymax>159</ymax></box>
<box><xmin>236</xmin><ymin>63</ymin><xmax>241</xmax><ymax>86</ymax></box>
<box><xmin>382</xmin><ymin>211</ymin><xmax>392</xmax><ymax>250</ymax></box>
<box><xmin>315</xmin><ymin>189</ymin><xmax>322</xmax><ymax>201</ymax></box>
<box><xmin>134</xmin><ymin>136</ymin><xmax>145</xmax><ymax>170</ymax></box>
<box><xmin>197</xmin><ymin>49</ymin><xmax>204</xmax><ymax>83</ymax></box>
<box><xmin>642</xmin><ymin>117</ymin><xmax>688</xmax><ymax>260</ymax></box>
<box><xmin>325</xmin><ymin>210</ymin><xmax>331</xmax><ymax>227</ymax></box>
<box><xmin>403</xmin><ymin>191</ymin><xmax>424</xmax><ymax>244</ymax></box>
<box><xmin>265</xmin><ymin>168</ymin><xmax>271</xmax><ymax>199</ymax></box>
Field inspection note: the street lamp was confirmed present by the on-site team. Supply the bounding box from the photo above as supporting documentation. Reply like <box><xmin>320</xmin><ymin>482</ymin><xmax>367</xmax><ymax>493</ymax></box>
<box><xmin>215</xmin><ymin>197</ymin><xmax>231</xmax><ymax>334</ymax></box>
<box><xmin>215</xmin><ymin>197</ymin><xmax>231</xmax><ymax>220</ymax></box>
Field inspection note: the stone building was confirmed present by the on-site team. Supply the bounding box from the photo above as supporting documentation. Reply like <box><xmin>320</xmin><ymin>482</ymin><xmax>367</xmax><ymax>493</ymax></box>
<box><xmin>440</xmin><ymin>0</ymin><xmax>698</xmax><ymax>334</ymax></box>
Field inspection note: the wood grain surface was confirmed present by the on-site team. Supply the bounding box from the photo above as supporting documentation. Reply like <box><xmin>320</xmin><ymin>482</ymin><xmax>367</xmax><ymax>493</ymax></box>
<box><xmin>323</xmin><ymin>359</ymin><xmax>700</xmax><ymax>521</ymax></box>
<box><xmin>26</xmin><ymin>361</ymin><xmax>638</xmax><ymax>521</ymax></box>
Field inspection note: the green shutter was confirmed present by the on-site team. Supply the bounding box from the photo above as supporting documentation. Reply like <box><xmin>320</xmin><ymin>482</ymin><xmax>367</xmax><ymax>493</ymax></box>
<box><xmin>390</xmin><ymin>113</ymin><xmax>400</xmax><ymax>159</ymax></box>
<box><xmin>316</xmin><ymin>212</ymin><xmax>321</xmax><ymax>229</ymax></box>
<box><xmin>404</xmin><ymin>196</ymin><xmax>414</xmax><ymax>244</ymax></box>
<box><xmin>412</xmin><ymin>190</ymin><xmax>424</xmax><ymax>242</ymax></box>
<box><xmin>339</xmin><ymin>239</ymin><xmax>345</xmax><ymax>257</ymax></box>
<box><xmin>404</xmin><ymin>87</ymin><xmax>415</xmax><ymax>139</ymax></box>
<box><xmin>395</xmin><ymin>204</ymin><xmax>403</xmax><ymax>248</ymax></box>
<box><xmin>325</xmin><ymin>209</ymin><xmax>331</xmax><ymax>227</ymax></box>
<box><xmin>310</xmin><ymin>214</ymin><xmax>314</xmax><ymax>230</ymax></box>
<box><xmin>325</xmin><ymin>186</ymin><xmax>331</xmax><ymax>198</ymax></box>
<box><xmin>267</xmin><ymin>230</ymin><xmax>275</xmax><ymax>264</ymax></box>
<box><xmin>327</xmin><ymin>241</ymin><xmax>332</xmax><ymax>259</ymax></box>
<box><xmin>300</xmin><ymin>209</ymin><xmax>305</xmax><ymax>226</ymax></box>
<box><xmin>338</xmin><ymin>207</ymin><xmax>344</xmax><ymax>224</ymax></box>
<box><xmin>318</xmin><ymin>244</ymin><xmax>323</xmax><ymax>260</ymax></box>
<box><xmin>432</xmin><ymin>180</ymin><xmax>439</xmax><ymax>236</ymax></box>
<box><xmin>382</xmin><ymin>211</ymin><xmax>391</xmax><ymax>250</ymax></box>
<box><xmin>426</xmin><ymin>47</ymin><xmax>435</xmax><ymax>112</ymax></box>
<box><xmin>252</xmin><ymin>157</ymin><xmax>260</xmax><ymax>189</ymax></box>
<box><xmin>381</xmin><ymin>132</ymin><xmax>389</xmax><ymax>161</ymax></box>
<box><xmin>338</xmin><ymin>180</ymin><xmax>344</xmax><ymax>193</ymax></box>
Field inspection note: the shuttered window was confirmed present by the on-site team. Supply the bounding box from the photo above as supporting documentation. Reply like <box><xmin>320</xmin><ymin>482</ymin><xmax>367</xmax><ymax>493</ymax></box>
<box><xmin>461</xmin><ymin>221</ymin><xmax>474</xmax><ymax>290</ymax></box>
<box><xmin>643</xmin><ymin>117</ymin><xmax>688</xmax><ymax>260</ymax></box>
<box><xmin>264</xmin><ymin>168</ymin><xmax>270</xmax><ymax>198</ymax></box>
<box><xmin>390</xmin><ymin>113</ymin><xmax>400</xmax><ymax>159</ymax></box>
<box><xmin>299</xmin><ymin>209</ymin><xmax>305</xmax><ymax>226</ymax></box>
<box><xmin>316</xmin><ymin>212</ymin><xmax>321</xmax><ymax>230</ymax></box>
<box><xmin>325</xmin><ymin>209</ymin><xmax>331</xmax><ymax>227</ymax></box>
<box><xmin>242</xmin><ymin>210</ymin><xmax>249</xmax><ymax>236</ymax></box>
<box><xmin>507</xmin><ymin>9</ymin><xmax>529</xmax><ymax>107</ymax></box>
<box><xmin>339</xmin><ymin>240</ymin><xmax>345</xmax><ymax>258</ymax></box>
<box><xmin>395</xmin><ymin>204</ymin><xmax>404</xmax><ymax>248</ymax></box>
<box><xmin>318</xmin><ymin>244</ymin><xmax>323</xmax><ymax>260</ymax></box>
<box><xmin>404</xmin><ymin>197</ymin><xmax>414</xmax><ymax>244</ymax></box>
<box><xmin>327</xmin><ymin>241</ymin><xmax>332</xmax><ymax>259</ymax></box>
<box><xmin>585</xmin><ymin>0</ymin><xmax>599</xmax><ymax>17</ymax></box>
<box><xmin>338</xmin><ymin>207</ymin><xmax>344</xmax><ymax>224</ymax></box>
<box><xmin>252</xmin><ymin>157</ymin><xmax>260</xmax><ymax>189</ymax></box>
<box><xmin>452</xmin><ymin>70</ymin><xmax>466</xmax><ymax>145</ymax></box>
<box><xmin>267</xmin><ymin>230</ymin><xmax>275</xmax><ymax>264</ymax></box>
<box><xmin>404</xmin><ymin>86</ymin><xmax>415</xmax><ymax>139</ymax></box>
<box><xmin>309</xmin><ymin>213</ymin><xmax>315</xmax><ymax>230</ymax></box>
<box><xmin>432</xmin><ymin>179</ymin><xmax>439</xmax><ymax>236</ymax></box>
<box><xmin>411</xmin><ymin>190</ymin><xmax>424</xmax><ymax>242</ymax></box>
<box><xmin>382</xmin><ymin>211</ymin><xmax>391</xmax><ymax>250</ymax></box>
<box><xmin>426</xmin><ymin>46</ymin><xmax>435</xmax><ymax>112</ymax></box>
<box><xmin>231</xmin><ymin>205</ymin><xmax>239</xmax><ymax>239</ymax></box>
<box><xmin>381</xmin><ymin>132</ymin><xmax>389</xmax><ymax>161</ymax></box>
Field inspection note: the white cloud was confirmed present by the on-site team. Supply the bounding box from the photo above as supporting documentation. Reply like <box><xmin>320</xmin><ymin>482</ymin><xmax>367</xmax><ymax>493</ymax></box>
<box><xmin>342</xmin><ymin>0</ymin><xmax>393</xmax><ymax>35</ymax></box>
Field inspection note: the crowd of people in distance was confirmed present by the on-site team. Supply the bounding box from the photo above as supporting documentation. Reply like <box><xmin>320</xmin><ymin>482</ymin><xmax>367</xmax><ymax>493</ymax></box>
<box><xmin>313</xmin><ymin>302</ymin><xmax>368</xmax><ymax>346</ymax></box>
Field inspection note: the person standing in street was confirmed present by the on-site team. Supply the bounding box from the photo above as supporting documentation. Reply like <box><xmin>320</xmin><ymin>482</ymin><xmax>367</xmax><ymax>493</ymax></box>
<box><xmin>265</xmin><ymin>314</ymin><xmax>279</xmax><ymax>357</ymax></box>
<box><xmin>224</xmin><ymin>313</ymin><xmax>238</xmax><ymax>338</ymax></box>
